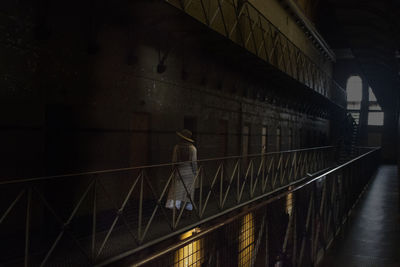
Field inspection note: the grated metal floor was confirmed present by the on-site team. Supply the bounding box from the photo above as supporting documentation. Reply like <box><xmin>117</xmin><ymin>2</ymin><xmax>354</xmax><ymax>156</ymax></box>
<box><xmin>321</xmin><ymin>165</ymin><xmax>400</xmax><ymax>267</ymax></box>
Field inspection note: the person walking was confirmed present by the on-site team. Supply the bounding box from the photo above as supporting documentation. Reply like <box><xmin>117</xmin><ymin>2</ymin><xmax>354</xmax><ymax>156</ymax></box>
<box><xmin>165</xmin><ymin>129</ymin><xmax>197</xmax><ymax>211</ymax></box>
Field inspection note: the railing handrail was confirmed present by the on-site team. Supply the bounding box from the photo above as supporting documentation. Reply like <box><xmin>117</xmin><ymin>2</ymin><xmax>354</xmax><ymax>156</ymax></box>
<box><xmin>242</xmin><ymin>1</ymin><xmax>346</xmax><ymax>97</ymax></box>
<box><xmin>244</xmin><ymin>2</ymin><xmax>325</xmax><ymax>72</ymax></box>
<box><xmin>0</xmin><ymin>146</ymin><xmax>334</xmax><ymax>186</ymax></box>
<box><xmin>110</xmin><ymin>146</ymin><xmax>381</xmax><ymax>267</ymax></box>
<box><xmin>294</xmin><ymin>147</ymin><xmax>381</xmax><ymax>192</ymax></box>
<box><xmin>167</xmin><ymin>0</ymin><xmax>347</xmax><ymax>103</ymax></box>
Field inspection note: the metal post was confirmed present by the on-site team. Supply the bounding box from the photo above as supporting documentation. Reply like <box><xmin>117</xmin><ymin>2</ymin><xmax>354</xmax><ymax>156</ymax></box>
<box><xmin>24</xmin><ymin>188</ymin><xmax>32</xmax><ymax>267</ymax></box>
<box><xmin>91</xmin><ymin>177</ymin><xmax>97</xmax><ymax>262</ymax></box>
<box><xmin>138</xmin><ymin>172</ymin><xmax>144</xmax><ymax>238</ymax></box>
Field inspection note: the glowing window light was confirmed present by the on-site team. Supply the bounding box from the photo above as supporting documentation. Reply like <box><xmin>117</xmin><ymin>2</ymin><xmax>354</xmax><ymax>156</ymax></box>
<box><xmin>174</xmin><ymin>228</ymin><xmax>203</xmax><ymax>267</ymax></box>
<box><xmin>368</xmin><ymin>112</ymin><xmax>384</xmax><ymax>126</ymax></box>
<box><xmin>369</xmin><ymin>87</ymin><xmax>377</xmax><ymax>101</ymax></box>
<box><xmin>238</xmin><ymin>213</ymin><xmax>255</xmax><ymax>267</ymax></box>
<box><xmin>346</xmin><ymin>76</ymin><xmax>362</xmax><ymax>102</ymax></box>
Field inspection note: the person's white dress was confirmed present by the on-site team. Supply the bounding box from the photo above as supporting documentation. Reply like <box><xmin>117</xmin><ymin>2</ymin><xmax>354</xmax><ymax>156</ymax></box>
<box><xmin>165</xmin><ymin>141</ymin><xmax>197</xmax><ymax>210</ymax></box>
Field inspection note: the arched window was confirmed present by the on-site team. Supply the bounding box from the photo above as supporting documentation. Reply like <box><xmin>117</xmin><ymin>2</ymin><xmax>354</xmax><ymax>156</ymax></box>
<box><xmin>346</xmin><ymin>76</ymin><xmax>362</xmax><ymax>108</ymax></box>
<box><xmin>346</xmin><ymin>76</ymin><xmax>362</xmax><ymax>123</ymax></box>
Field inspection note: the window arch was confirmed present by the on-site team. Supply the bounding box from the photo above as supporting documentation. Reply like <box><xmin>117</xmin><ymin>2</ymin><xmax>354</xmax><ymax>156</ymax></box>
<box><xmin>346</xmin><ymin>76</ymin><xmax>362</xmax><ymax>124</ymax></box>
<box><xmin>346</xmin><ymin>76</ymin><xmax>362</xmax><ymax>109</ymax></box>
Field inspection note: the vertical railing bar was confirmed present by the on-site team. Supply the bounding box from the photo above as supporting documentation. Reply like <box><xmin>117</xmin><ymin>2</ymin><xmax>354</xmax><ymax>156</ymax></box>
<box><xmin>218</xmin><ymin>0</ymin><xmax>230</xmax><ymax>37</ymax></box>
<box><xmin>258</xmin><ymin>14</ymin><xmax>270</xmax><ymax>60</ymax></box>
<box><xmin>141</xmin><ymin>169</ymin><xmax>184</xmax><ymax>241</ymax></box>
<box><xmin>40</xmin><ymin>231</ymin><xmax>64</xmax><ymax>267</ymax></box>
<box><xmin>265</xmin><ymin>208</ymin><xmax>269</xmax><ymax>267</ymax></box>
<box><xmin>220</xmin><ymin>162</ymin><xmax>224</xmax><ymax>207</ymax></box>
<box><xmin>201</xmin><ymin>164</ymin><xmax>223</xmax><ymax>215</ymax></box>
<box><xmin>311</xmin><ymin>185</ymin><xmax>317</xmax><ymax>264</ymax></box>
<box><xmin>282</xmin><ymin>212</ymin><xmax>293</xmax><ymax>254</ymax></box>
<box><xmin>0</xmin><ymin>189</ymin><xmax>26</xmax><ymax>224</ymax></box>
<box><xmin>247</xmin><ymin>4</ymin><xmax>259</xmax><ymax>55</ymax></box>
<box><xmin>227</xmin><ymin>0</ymin><xmax>242</xmax><ymax>38</ymax></box>
<box><xmin>67</xmin><ymin>180</ymin><xmax>95</xmax><ymax>224</ymax></box>
<box><xmin>279</xmin><ymin>153</ymin><xmax>283</xmax><ymax>185</ymax></box>
<box><xmin>24</xmin><ymin>188</ymin><xmax>32</xmax><ymax>267</ymax></box>
<box><xmin>237</xmin><ymin>159</ymin><xmax>240</xmax><ymax>201</ymax></box>
<box><xmin>221</xmin><ymin>160</ymin><xmax>239</xmax><ymax>209</ymax></box>
<box><xmin>183</xmin><ymin>0</ymin><xmax>194</xmax><ymax>11</ymax></box>
<box><xmin>173</xmin><ymin>168</ymin><xmax>199</xmax><ymax>228</ymax></box>
<box><xmin>292</xmin><ymin>208</ymin><xmax>297</xmax><ymax>267</ymax></box>
<box><xmin>39</xmin><ymin>178</ymin><xmax>95</xmax><ymax>266</ymax></box>
<box><xmin>96</xmin><ymin>172</ymin><xmax>141</xmax><ymax>258</ymax></box>
<box><xmin>253</xmin><ymin>156</ymin><xmax>264</xmax><ymax>195</ymax></box>
<box><xmin>32</xmin><ymin>186</ymin><xmax>93</xmax><ymax>266</ymax></box>
<box><xmin>143</xmin><ymin>170</ymin><xmax>175</xmax><ymax>230</ymax></box>
<box><xmin>234</xmin><ymin>0</ymin><xmax>246</xmax><ymax>46</ymax></box>
<box><xmin>238</xmin><ymin>160</ymin><xmax>252</xmax><ymax>203</ymax></box>
<box><xmin>272</xmin><ymin>154</ymin><xmax>280</xmax><ymax>188</ymax></box>
<box><xmin>280</xmin><ymin>38</ymin><xmax>289</xmax><ymax>73</ymax></box>
<box><xmin>209</xmin><ymin>0</ymin><xmax>222</xmax><ymax>26</ymax></box>
<box><xmin>299</xmin><ymin>193</ymin><xmax>314</xmax><ymax>265</ymax></box>
<box><xmin>242</xmin><ymin>8</ymin><xmax>254</xmax><ymax>49</ymax></box>
<box><xmin>91</xmin><ymin>176</ymin><xmax>97</xmax><ymax>262</ymax></box>
<box><xmin>199</xmin><ymin>0</ymin><xmax>210</xmax><ymax>25</ymax></box>
<box><xmin>251</xmin><ymin>212</ymin><xmax>266</xmax><ymax>266</ymax></box>
<box><xmin>250</xmin><ymin>159</ymin><xmax>254</xmax><ymax>197</ymax></box>
<box><xmin>199</xmin><ymin>168</ymin><xmax>203</xmax><ymax>216</ymax></box>
<box><xmin>263</xmin><ymin>156</ymin><xmax>274</xmax><ymax>192</ymax></box>
<box><xmin>138</xmin><ymin>171</ymin><xmax>144</xmax><ymax>240</ymax></box>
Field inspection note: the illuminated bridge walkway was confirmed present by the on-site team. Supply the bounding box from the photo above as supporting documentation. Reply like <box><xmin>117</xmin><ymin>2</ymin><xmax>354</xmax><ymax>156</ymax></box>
<box><xmin>0</xmin><ymin>146</ymin><xmax>380</xmax><ymax>266</ymax></box>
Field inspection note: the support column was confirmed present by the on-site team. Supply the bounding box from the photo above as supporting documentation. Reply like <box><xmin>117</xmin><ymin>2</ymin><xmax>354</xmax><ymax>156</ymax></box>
<box><xmin>358</xmin><ymin>78</ymin><xmax>369</xmax><ymax>146</ymax></box>
<box><xmin>382</xmin><ymin>109</ymin><xmax>397</xmax><ymax>163</ymax></box>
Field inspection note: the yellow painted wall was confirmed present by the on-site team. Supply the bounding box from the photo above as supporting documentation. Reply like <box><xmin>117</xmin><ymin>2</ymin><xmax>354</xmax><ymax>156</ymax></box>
<box><xmin>295</xmin><ymin>0</ymin><xmax>319</xmax><ymax>21</ymax></box>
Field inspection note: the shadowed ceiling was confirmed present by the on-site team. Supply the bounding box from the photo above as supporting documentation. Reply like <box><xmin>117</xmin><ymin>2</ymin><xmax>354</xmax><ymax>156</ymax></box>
<box><xmin>316</xmin><ymin>0</ymin><xmax>400</xmax><ymax>112</ymax></box>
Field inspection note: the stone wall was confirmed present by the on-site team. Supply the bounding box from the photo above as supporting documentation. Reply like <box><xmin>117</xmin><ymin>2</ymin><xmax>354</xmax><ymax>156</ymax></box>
<box><xmin>0</xmin><ymin>0</ymin><xmax>330</xmax><ymax>179</ymax></box>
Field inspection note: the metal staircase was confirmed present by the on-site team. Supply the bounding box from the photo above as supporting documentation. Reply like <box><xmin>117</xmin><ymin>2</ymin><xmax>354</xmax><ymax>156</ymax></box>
<box><xmin>338</xmin><ymin>113</ymin><xmax>360</xmax><ymax>163</ymax></box>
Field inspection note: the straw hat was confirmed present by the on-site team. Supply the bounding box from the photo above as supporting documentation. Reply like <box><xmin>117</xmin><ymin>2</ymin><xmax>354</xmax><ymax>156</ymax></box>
<box><xmin>176</xmin><ymin>129</ymin><xmax>194</xmax><ymax>143</ymax></box>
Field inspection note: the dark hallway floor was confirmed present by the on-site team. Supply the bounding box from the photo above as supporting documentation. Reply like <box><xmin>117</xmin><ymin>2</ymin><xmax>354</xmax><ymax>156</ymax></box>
<box><xmin>321</xmin><ymin>165</ymin><xmax>400</xmax><ymax>267</ymax></box>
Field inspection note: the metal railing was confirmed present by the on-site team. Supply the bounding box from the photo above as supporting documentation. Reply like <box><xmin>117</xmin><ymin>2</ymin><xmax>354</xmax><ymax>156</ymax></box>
<box><xmin>0</xmin><ymin>146</ymin><xmax>335</xmax><ymax>266</ymax></box>
<box><xmin>165</xmin><ymin>0</ymin><xmax>347</xmax><ymax>107</ymax></box>
<box><xmin>131</xmin><ymin>147</ymin><xmax>381</xmax><ymax>267</ymax></box>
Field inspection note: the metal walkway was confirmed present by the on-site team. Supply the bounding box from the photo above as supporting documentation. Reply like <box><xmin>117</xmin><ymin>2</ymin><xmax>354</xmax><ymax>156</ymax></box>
<box><xmin>122</xmin><ymin>147</ymin><xmax>381</xmax><ymax>267</ymax></box>
<box><xmin>0</xmin><ymin>147</ymin><xmax>334</xmax><ymax>266</ymax></box>
<box><xmin>164</xmin><ymin>0</ymin><xmax>346</xmax><ymax>106</ymax></box>
<box><xmin>0</xmin><ymin>147</ymin><xmax>380</xmax><ymax>266</ymax></box>
<box><xmin>321</xmin><ymin>165</ymin><xmax>400</xmax><ymax>267</ymax></box>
